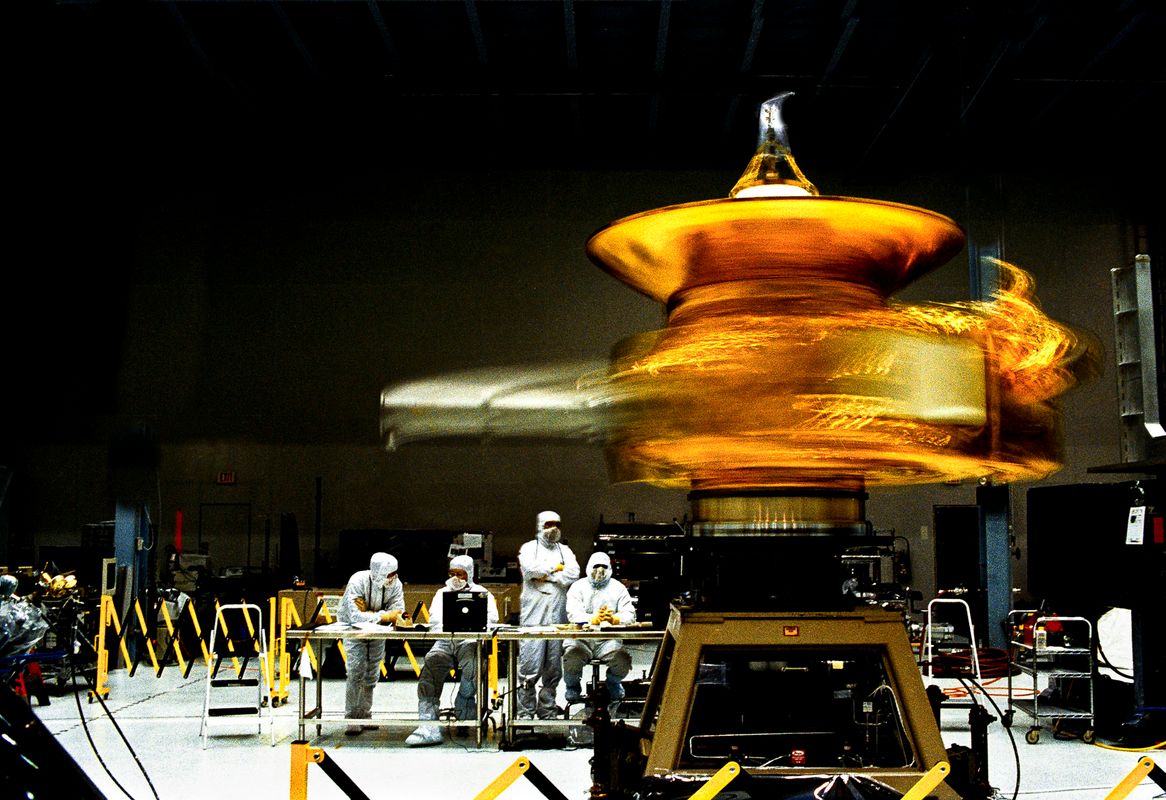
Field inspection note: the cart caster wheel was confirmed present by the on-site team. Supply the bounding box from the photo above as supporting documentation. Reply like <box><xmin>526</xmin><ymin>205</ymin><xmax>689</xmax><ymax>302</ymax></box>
<box><xmin>261</xmin><ymin>698</ymin><xmax>268</xmax><ymax>708</ymax></box>
<box><xmin>1002</xmin><ymin>710</ymin><xmax>1014</xmax><ymax>728</ymax></box>
<box><xmin>1025</xmin><ymin>729</ymin><xmax>1040</xmax><ymax>744</ymax></box>
<box><xmin>1082</xmin><ymin>729</ymin><xmax>1095</xmax><ymax>744</ymax></box>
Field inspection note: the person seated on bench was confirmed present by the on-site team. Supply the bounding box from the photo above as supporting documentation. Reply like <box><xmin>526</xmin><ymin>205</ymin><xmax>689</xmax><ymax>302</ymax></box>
<box><xmin>405</xmin><ymin>554</ymin><xmax>498</xmax><ymax>747</ymax></box>
<box><xmin>562</xmin><ymin>552</ymin><xmax>636</xmax><ymax>708</ymax></box>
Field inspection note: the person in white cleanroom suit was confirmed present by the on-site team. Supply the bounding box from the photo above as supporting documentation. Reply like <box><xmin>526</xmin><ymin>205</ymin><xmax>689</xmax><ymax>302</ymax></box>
<box><xmin>405</xmin><ymin>554</ymin><xmax>499</xmax><ymax>746</ymax></box>
<box><xmin>562</xmin><ymin>552</ymin><xmax>637</xmax><ymax>706</ymax></box>
<box><xmin>337</xmin><ymin>552</ymin><xmax>406</xmax><ymax>736</ymax></box>
<box><xmin>516</xmin><ymin>510</ymin><xmax>580</xmax><ymax>719</ymax></box>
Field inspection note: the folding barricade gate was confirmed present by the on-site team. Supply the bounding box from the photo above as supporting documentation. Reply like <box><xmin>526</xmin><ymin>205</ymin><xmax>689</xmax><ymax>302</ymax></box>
<box><xmin>90</xmin><ymin>592</ymin><xmax>274</xmax><ymax>704</ymax></box>
<box><xmin>88</xmin><ymin>592</ymin><xmax>466</xmax><ymax>714</ymax></box>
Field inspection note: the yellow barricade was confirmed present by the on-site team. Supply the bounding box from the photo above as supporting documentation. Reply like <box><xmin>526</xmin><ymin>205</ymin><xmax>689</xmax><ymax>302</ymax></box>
<box><xmin>1104</xmin><ymin>756</ymin><xmax>1159</xmax><ymax>800</ymax></box>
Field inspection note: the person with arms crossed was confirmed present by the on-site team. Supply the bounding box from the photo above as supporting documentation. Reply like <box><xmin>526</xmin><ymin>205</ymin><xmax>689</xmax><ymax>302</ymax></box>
<box><xmin>516</xmin><ymin>510</ymin><xmax>580</xmax><ymax>719</ymax></box>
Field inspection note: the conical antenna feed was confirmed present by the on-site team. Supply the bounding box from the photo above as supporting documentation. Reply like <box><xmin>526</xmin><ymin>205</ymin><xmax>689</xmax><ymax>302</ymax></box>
<box><xmin>729</xmin><ymin>92</ymin><xmax>819</xmax><ymax>198</ymax></box>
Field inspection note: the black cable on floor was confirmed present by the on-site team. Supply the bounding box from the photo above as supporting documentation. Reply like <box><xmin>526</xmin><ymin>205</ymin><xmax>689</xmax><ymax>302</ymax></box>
<box><xmin>70</xmin><ymin>648</ymin><xmax>140</xmax><ymax>800</ymax></box>
<box><xmin>960</xmin><ymin>674</ymin><xmax>1021</xmax><ymax>800</ymax></box>
<box><xmin>1095</xmin><ymin>638</ymin><xmax>1134</xmax><ymax>681</ymax></box>
<box><xmin>69</xmin><ymin>611</ymin><xmax>161</xmax><ymax>800</ymax></box>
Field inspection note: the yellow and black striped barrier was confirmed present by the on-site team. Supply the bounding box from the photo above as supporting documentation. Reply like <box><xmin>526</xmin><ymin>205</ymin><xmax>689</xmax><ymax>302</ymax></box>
<box><xmin>473</xmin><ymin>756</ymin><xmax>569</xmax><ymax>800</ymax></box>
<box><xmin>289</xmin><ymin>749</ymin><xmax>572</xmax><ymax>800</ymax></box>
<box><xmin>684</xmin><ymin>761</ymin><xmax>741</xmax><ymax>800</ymax></box>
<box><xmin>88</xmin><ymin>594</ymin><xmax>130</xmax><ymax>702</ymax></box>
<box><xmin>87</xmin><ymin>589</ymin><xmax>501</xmax><ymax>715</ymax></box>
<box><xmin>288</xmin><ymin>740</ymin><xmax>371</xmax><ymax>800</ymax></box>
<box><xmin>900</xmin><ymin>761</ymin><xmax>950</xmax><ymax>800</ymax></box>
<box><xmin>276</xmin><ymin>596</ymin><xmax>318</xmax><ymax>702</ymax></box>
<box><xmin>1105</xmin><ymin>756</ymin><xmax>1163</xmax><ymax>800</ymax></box>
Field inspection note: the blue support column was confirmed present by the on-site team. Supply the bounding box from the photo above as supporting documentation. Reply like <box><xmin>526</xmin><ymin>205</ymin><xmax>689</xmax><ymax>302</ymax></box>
<box><xmin>114</xmin><ymin>502</ymin><xmax>138</xmax><ymax>662</ymax></box>
<box><xmin>113</xmin><ymin>503</ymin><xmax>137</xmax><ymax>582</ymax></box>
<box><xmin>114</xmin><ymin>502</ymin><xmax>153</xmax><ymax>662</ymax></box>
<box><xmin>967</xmin><ymin>194</ymin><xmax>1012</xmax><ymax>650</ymax></box>
<box><xmin>976</xmin><ymin>483</ymin><xmax>1011</xmax><ymax>649</ymax></box>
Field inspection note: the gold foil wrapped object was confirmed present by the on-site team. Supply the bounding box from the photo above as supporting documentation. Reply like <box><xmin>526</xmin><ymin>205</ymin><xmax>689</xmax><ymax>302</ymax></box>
<box><xmin>586</xmin><ymin>131</ymin><xmax>1096</xmax><ymax>491</ymax></box>
<box><xmin>381</xmin><ymin>91</ymin><xmax>1098</xmax><ymax>496</ymax></box>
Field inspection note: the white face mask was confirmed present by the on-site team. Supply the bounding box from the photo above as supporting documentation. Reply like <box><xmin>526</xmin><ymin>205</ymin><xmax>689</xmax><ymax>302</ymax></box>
<box><xmin>448</xmin><ymin>576</ymin><xmax>468</xmax><ymax>591</ymax></box>
<box><xmin>590</xmin><ymin>566</ymin><xmax>609</xmax><ymax>582</ymax></box>
<box><xmin>382</xmin><ymin>575</ymin><xmax>397</xmax><ymax>589</ymax></box>
<box><xmin>542</xmin><ymin>526</ymin><xmax>562</xmax><ymax>544</ymax></box>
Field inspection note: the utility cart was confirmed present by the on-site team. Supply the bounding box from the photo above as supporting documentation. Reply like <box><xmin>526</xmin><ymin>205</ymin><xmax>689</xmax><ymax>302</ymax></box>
<box><xmin>1005</xmin><ymin>611</ymin><xmax>1095</xmax><ymax>744</ymax></box>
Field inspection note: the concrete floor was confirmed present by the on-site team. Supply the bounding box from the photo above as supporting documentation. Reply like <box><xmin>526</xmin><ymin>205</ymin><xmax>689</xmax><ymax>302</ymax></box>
<box><xmin>28</xmin><ymin>643</ymin><xmax>1166</xmax><ymax>800</ymax></box>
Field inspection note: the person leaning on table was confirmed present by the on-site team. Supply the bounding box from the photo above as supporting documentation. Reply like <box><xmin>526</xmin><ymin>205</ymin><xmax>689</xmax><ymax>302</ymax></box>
<box><xmin>337</xmin><ymin>551</ymin><xmax>407</xmax><ymax>736</ymax></box>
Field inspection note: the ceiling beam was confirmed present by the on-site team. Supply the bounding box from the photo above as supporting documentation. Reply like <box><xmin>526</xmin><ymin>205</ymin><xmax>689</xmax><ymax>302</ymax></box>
<box><xmin>1030</xmin><ymin>7</ymin><xmax>1149</xmax><ymax>126</ymax></box>
<box><xmin>654</xmin><ymin>0</ymin><xmax>671</xmax><ymax>74</ymax></box>
<box><xmin>366</xmin><ymin>0</ymin><xmax>399</xmax><ymax>72</ymax></box>
<box><xmin>818</xmin><ymin>0</ymin><xmax>859</xmax><ymax>92</ymax></box>
<box><xmin>563</xmin><ymin>0</ymin><xmax>580</xmax><ymax>134</ymax></box>
<box><xmin>960</xmin><ymin>11</ymin><xmax>1047</xmax><ymax>121</ymax></box>
<box><xmin>166</xmin><ymin>0</ymin><xmax>212</xmax><ymax>75</ymax></box>
<box><xmin>563</xmin><ymin>0</ymin><xmax>577</xmax><ymax>72</ymax></box>
<box><xmin>863</xmin><ymin>48</ymin><xmax>932</xmax><ymax>161</ymax></box>
<box><xmin>269</xmin><ymin>0</ymin><xmax>320</xmax><ymax>81</ymax></box>
<box><xmin>722</xmin><ymin>0</ymin><xmax>767</xmax><ymax>141</ymax></box>
<box><xmin>648</xmin><ymin>0</ymin><xmax>672</xmax><ymax>133</ymax></box>
<box><xmin>464</xmin><ymin>0</ymin><xmax>488</xmax><ymax>68</ymax></box>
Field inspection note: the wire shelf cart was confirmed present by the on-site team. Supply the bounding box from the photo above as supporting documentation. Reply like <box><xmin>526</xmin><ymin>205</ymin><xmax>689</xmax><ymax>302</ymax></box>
<box><xmin>1005</xmin><ymin>611</ymin><xmax>1095</xmax><ymax>744</ymax></box>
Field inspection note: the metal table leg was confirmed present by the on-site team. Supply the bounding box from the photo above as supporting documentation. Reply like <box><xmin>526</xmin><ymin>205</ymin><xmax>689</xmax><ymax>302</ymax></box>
<box><xmin>506</xmin><ymin>639</ymin><xmax>518</xmax><ymax>745</ymax></box>
<box><xmin>298</xmin><ymin>672</ymin><xmax>306</xmax><ymax>741</ymax></box>
<box><xmin>315</xmin><ymin>654</ymin><xmax>323</xmax><ymax>738</ymax></box>
<box><xmin>471</xmin><ymin>639</ymin><xmax>480</xmax><ymax>748</ymax></box>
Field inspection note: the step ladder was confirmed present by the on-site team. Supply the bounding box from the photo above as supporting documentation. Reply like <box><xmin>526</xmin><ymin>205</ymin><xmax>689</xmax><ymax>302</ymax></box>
<box><xmin>921</xmin><ymin>597</ymin><xmax>982</xmax><ymax>708</ymax></box>
<box><xmin>200</xmin><ymin>603</ymin><xmax>275</xmax><ymax>747</ymax></box>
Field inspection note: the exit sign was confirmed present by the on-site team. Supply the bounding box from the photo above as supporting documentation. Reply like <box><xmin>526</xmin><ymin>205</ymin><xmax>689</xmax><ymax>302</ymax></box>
<box><xmin>216</xmin><ymin>471</ymin><xmax>237</xmax><ymax>485</ymax></box>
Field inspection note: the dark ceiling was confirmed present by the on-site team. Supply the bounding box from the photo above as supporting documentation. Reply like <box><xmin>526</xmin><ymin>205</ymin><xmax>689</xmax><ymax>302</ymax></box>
<box><xmin>5</xmin><ymin>0</ymin><xmax>1164</xmax><ymax>450</ymax></box>
<box><xmin>25</xmin><ymin>0</ymin><xmax>1165</xmax><ymax>182</ymax></box>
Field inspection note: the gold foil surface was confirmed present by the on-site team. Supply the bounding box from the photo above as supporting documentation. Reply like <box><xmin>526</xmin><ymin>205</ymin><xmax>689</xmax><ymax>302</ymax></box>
<box><xmin>585</xmin><ymin>196</ymin><xmax>1098</xmax><ymax>491</ymax></box>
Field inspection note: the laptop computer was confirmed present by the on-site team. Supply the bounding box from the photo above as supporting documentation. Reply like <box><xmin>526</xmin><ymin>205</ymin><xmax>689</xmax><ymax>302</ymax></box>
<box><xmin>442</xmin><ymin>590</ymin><xmax>488</xmax><ymax>633</ymax></box>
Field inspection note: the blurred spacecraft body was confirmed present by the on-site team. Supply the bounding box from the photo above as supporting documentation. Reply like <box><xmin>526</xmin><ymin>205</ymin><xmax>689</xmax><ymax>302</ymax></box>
<box><xmin>379</xmin><ymin>359</ymin><xmax>610</xmax><ymax>450</ymax></box>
